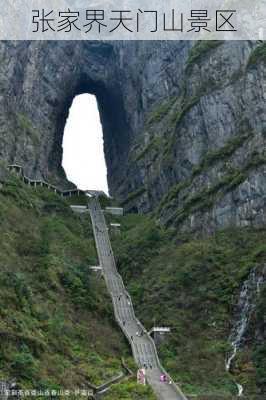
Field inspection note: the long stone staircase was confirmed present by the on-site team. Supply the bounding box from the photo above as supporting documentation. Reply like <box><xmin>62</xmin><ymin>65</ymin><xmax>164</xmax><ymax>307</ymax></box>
<box><xmin>88</xmin><ymin>196</ymin><xmax>187</xmax><ymax>400</ymax></box>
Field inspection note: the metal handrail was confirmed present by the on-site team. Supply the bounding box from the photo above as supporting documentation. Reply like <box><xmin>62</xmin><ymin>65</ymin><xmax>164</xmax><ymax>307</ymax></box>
<box><xmin>7</xmin><ymin>164</ymin><xmax>84</xmax><ymax>198</ymax></box>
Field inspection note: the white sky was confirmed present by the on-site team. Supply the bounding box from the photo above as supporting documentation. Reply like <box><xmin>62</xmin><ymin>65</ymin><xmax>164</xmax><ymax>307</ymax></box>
<box><xmin>62</xmin><ymin>94</ymin><xmax>109</xmax><ymax>194</ymax></box>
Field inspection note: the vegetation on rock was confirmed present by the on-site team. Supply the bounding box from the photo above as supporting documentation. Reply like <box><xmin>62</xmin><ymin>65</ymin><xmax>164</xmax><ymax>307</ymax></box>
<box><xmin>186</xmin><ymin>41</ymin><xmax>224</xmax><ymax>70</ymax></box>
<box><xmin>0</xmin><ymin>169</ymin><xmax>150</xmax><ymax>399</ymax></box>
<box><xmin>111</xmin><ymin>213</ymin><xmax>266</xmax><ymax>398</ymax></box>
<box><xmin>121</xmin><ymin>188</ymin><xmax>147</xmax><ymax>207</ymax></box>
<box><xmin>248</xmin><ymin>42</ymin><xmax>266</xmax><ymax>67</ymax></box>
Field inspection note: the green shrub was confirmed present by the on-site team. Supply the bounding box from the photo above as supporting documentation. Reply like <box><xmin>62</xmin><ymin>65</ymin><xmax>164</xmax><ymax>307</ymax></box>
<box><xmin>253</xmin><ymin>345</ymin><xmax>266</xmax><ymax>386</ymax></box>
<box><xmin>147</xmin><ymin>97</ymin><xmax>177</xmax><ymax>126</ymax></box>
<box><xmin>186</xmin><ymin>41</ymin><xmax>224</xmax><ymax>69</ymax></box>
<box><xmin>16</xmin><ymin>113</ymin><xmax>40</xmax><ymax>146</ymax></box>
<box><xmin>11</xmin><ymin>345</ymin><xmax>38</xmax><ymax>381</ymax></box>
<box><xmin>59</xmin><ymin>264</ymin><xmax>95</xmax><ymax>310</ymax></box>
<box><xmin>121</xmin><ymin>187</ymin><xmax>146</xmax><ymax>207</ymax></box>
<box><xmin>248</xmin><ymin>42</ymin><xmax>266</xmax><ymax>67</ymax></box>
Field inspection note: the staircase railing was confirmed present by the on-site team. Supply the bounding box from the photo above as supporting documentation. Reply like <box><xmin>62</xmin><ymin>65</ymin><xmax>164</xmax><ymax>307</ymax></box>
<box><xmin>7</xmin><ymin>164</ymin><xmax>84</xmax><ymax>198</ymax></box>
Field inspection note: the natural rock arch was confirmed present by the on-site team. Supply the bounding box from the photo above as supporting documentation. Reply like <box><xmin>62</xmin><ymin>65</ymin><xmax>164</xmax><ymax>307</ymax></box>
<box><xmin>25</xmin><ymin>41</ymin><xmax>134</xmax><ymax>195</ymax></box>
<box><xmin>50</xmin><ymin>60</ymin><xmax>132</xmax><ymax>193</ymax></box>
<box><xmin>1</xmin><ymin>40</ymin><xmax>265</xmax><ymax>232</ymax></box>
<box><xmin>2</xmin><ymin>40</ymin><xmax>188</xmax><ymax>201</ymax></box>
<box><xmin>0</xmin><ymin>40</ymin><xmax>187</xmax><ymax>201</ymax></box>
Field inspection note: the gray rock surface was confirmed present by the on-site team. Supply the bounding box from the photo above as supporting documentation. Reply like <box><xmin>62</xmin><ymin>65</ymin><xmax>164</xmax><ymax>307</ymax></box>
<box><xmin>0</xmin><ymin>40</ymin><xmax>265</xmax><ymax>233</ymax></box>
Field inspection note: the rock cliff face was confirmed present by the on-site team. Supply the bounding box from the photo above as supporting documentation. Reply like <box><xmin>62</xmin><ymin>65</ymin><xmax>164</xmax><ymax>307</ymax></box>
<box><xmin>0</xmin><ymin>40</ymin><xmax>265</xmax><ymax>233</ymax></box>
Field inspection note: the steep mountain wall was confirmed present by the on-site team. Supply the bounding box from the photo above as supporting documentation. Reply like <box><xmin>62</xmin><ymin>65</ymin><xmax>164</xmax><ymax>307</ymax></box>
<box><xmin>0</xmin><ymin>40</ymin><xmax>265</xmax><ymax>233</ymax></box>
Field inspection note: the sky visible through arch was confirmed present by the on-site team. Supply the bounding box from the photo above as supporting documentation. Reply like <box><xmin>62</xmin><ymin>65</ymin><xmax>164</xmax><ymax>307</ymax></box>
<box><xmin>62</xmin><ymin>94</ymin><xmax>109</xmax><ymax>194</ymax></box>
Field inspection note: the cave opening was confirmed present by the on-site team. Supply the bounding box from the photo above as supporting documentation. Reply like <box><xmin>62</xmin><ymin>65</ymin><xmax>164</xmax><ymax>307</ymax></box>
<box><xmin>49</xmin><ymin>74</ymin><xmax>131</xmax><ymax>199</ymax></box>
<box><xmin>62</xmin><ymin>93</ymin><xmax>109</xmax><ymax>194</ymax></box>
